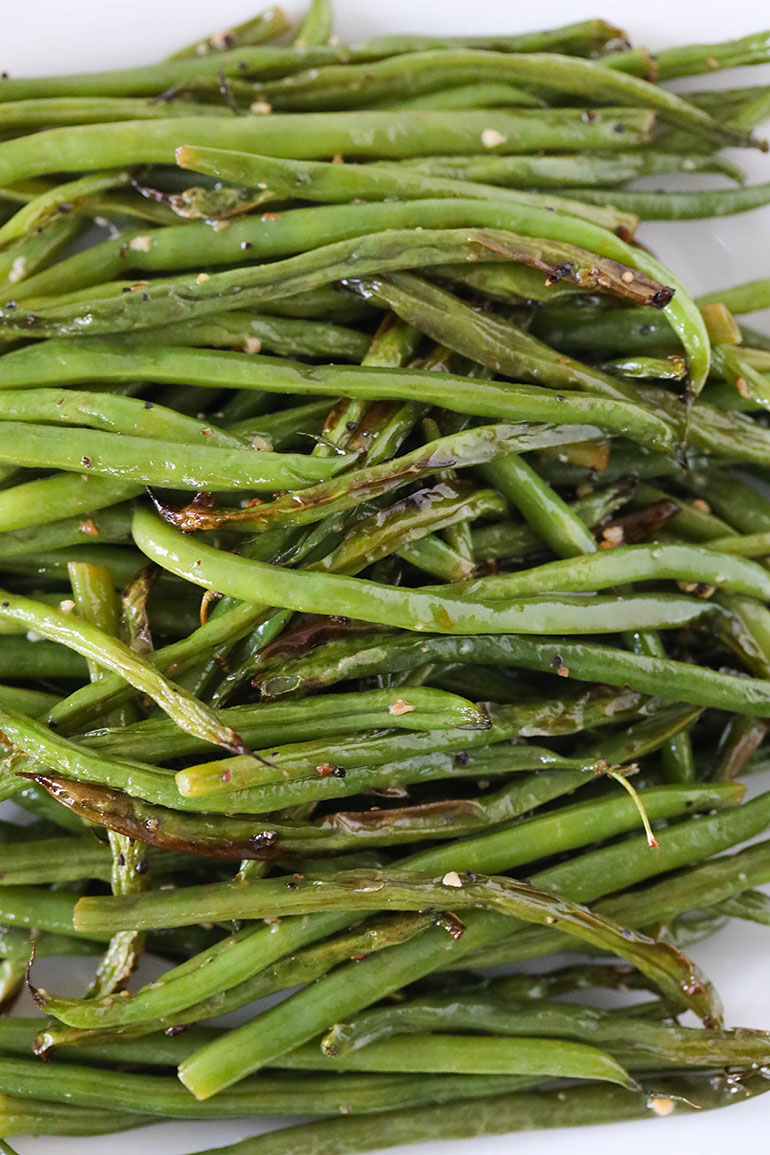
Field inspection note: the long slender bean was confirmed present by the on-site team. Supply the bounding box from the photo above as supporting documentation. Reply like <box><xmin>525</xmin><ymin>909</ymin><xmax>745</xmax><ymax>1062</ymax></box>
<box><xmin>0</xmin><ymin>605</ymin><xmax>249</xmax><ymax>754</ymax></box>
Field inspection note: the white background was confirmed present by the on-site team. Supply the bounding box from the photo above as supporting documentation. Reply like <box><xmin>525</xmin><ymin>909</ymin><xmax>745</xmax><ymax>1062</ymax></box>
<box><xmin>3</xmin><ymin>1</ymin><xmax>770</xmax><ymax>1152</ymax></box>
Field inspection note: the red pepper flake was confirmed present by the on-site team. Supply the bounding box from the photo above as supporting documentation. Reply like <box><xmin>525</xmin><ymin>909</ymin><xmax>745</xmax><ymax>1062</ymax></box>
<box><xmin>261</xmin><ymin>212</ymin><xmax>279</xmax><ymax>222</ymax></box>
<box><xmin>79</xmin><ymin>518</ymin><xmax>99</xmax><ymax>537</ymax></box>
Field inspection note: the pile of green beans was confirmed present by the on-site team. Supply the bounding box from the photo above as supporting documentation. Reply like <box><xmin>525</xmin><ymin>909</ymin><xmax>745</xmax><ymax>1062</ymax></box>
<box><xmin>1</xmin><ymin>4</ymin><xmax>770</xmax><ymax>1153</ymax></box>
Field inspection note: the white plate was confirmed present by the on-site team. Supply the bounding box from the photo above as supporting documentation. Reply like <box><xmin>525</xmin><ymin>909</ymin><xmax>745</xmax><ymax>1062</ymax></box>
<box><xmin>3</xmin><ymin>2</ymin><xmax>770</xmax><ymax>1152</ymax></box>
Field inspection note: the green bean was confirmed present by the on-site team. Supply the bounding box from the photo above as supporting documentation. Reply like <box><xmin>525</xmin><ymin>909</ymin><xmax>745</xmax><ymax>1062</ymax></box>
<box><xmin>67</xmin><ymin>561</ymin><xmax>120</xmax><ymax>683</ymax></box>
<box><xmin>384</xmin><ymin>82</ymin><xmax>544</xmax><ymax>110</ymax></box>
<box><xmin>134</xmin><ymin>505</ymin><xmax>723</xmax><ymax>643</ymax></box>
<box><xmin>0</xmin><ymin>388</ymin><xmax>244</xmax><ymax>446</ymax></box>
<box><xmin>330</xmin><ymin>22</ymin><xmax>636</xmax><ymax>58</ymax></box>
<box><xmin>0</xmin><ymin>21</ymin><xmax>634</xmax><ymax>102</ymax></box>
<box><xmin>430</xmin><ymin>541</ymin><xmax>770</xmax><ymax>602</ymax></box>
<box><xmin>0</xmin><ymin>422</ymin><xmax>353</xmax><ymax>491</ymax></box>
<box><xmin>4</xmin><ymin>212</ymin><xmax>705</xmax><ymax>392</ymax></box>
<box><xmin>0</xmin><ymin>547</ymin><xmax>143</xmax><ymax>589</ymax></box>
<box><xmin>254</xmin><ymin>630</ymin><xmax>770</xmax><ymax>717</ymax></box>
<box><xmin>682</xmin><ymin>467</ymin><xmax>770</xmax><ymax>535</ymax></box>
<box><xmin>0</xmin><ymin>345</ymin><xmax>677</xmax><ymax>462</ymax></box>
<box><xmin>45</xmin><ymin>697</ymin><xmax>697</xmax><ymax>845</ymax></box>
<box><xmin>282</xmin><ymin>1035</ymin><xmax>635</xmax><ymax>1086</ymax></box>
<box><xmin>0</xmin><ymin>213</ymin><xmax>82</xmax><ymax>293</ymax></box>
<box><xmin>1</xmin><ymin>687</ymin><xmax>494</xmax><ymax>815</ymax></box>
<box><xmin>346</xmin><ymin>272</ymin><xmax>680</xmax><ymax>407</ymax></box>
<box><xmin>109</xmin><ymin>311</ymin><xmax>370</xmax><ymax>361</ymax></box>
<box><xmin>565</xmin><ymin>182</ymin><xmax>770</xmax><ymax>220</ymax></box>
<box><xmin>294</xmin><ymin>0</ymin><xmax>332</xmax><ymax>46</ymax></box>
<box><xmin>31</xmin><ymin>596</ymin><xmax>279</xmax><ymax>735</ymax></box>
<box><xmin>0</xmin><ymin>636</ymin><xmax>88</xmax><ymax>681</ymax></box>
<box><xmin>0</xmin><ymin>604</ymin><xmax>249</xmax><ymax>754</ymax></box>
<box><xmin>0</xmin><ymin>473</ymin><xmax>143</xmax><ymax>533</ymax></box>
<box><xmin>598</xmin><ymin>354</ymin><xmax>687</xmax><ymax>380</ymax></box>
<box><xmin>74</xmin><ymin>784</ymin><xmax>733</xmax><ymax>923</ymax></box>
<box><xmin>716</xmin><ymin>888</ymin><xmax>770</xmax><ymax>924</ymax></box>
<box><xmin>30</xmin><ymin>765</ymin><xmax>588</xmax><ymax>855</ymax></box>
<box><xmin>711</xmin><ymin>715</ymin><xmax>767</xmax><ymax>781</ymax></box>
<box><xmin>0</xmin><ymin>1096</ymin><xmax>149</xmax><ymax>1138</ymax></box>
<box><xmin>0</xmin><ymin>228</ymin><xmax>672</xmax><ymax>340</ymax></box>
<box><xmin>0</xmin><ymin>835</ymin><xmax>188</xmax><ymax>886</ymax></box>
<box><xmin>314</xmin><ymin>484</ymin><xmax>504</xmax><ymax>577</ymax></box>
<box><xmin>69</xmin><ymin>559</ymin><xmax>152</xmax><ymax>997</ymax></box>
<box><xmin>471</xmin><ymin>484</ymin><xmax>632</xmax><ymax>562</ymax></box>
<box><xmin>401</xmin><ymin>772</ymin><xmax>726</xmax><ymax>874</ymax></box>
<box><xmin>699</xmin><ymin>276</ymin><xmax>770</xmax><ymax>314</ymax></box>
<box><xmin>0</xmin><ymin>683</ymin><xmax>59</xmax><ymax>715</ymax></box>
<box><xmin>150</xmin><ymin>421</ymin><xmax>671</xmax><ymax>539</ymax></box>
<box><xmin>91</xmin><ymin>1074</ymin><xmax>770</xmax><ymax>1154</ymax></box>
<box><xmin>58</xmin><ymin>788</ymin><xmax>770</xmax><ymax>1094</ymax></box>
<box><xmin>323</xmin><ymin>994</ymin><xmax>770</xmax><ymax>1068</ymax></box>
<box><xmin>0</xmin><ymin>502</ymin><xmax>133</xmax><ymax>558</ymax></box>
<box><xmin>39</xmin><ymin>913</ymin><xmax>433</xmax><ymax>1041</ymax></box>
<box><xmin>0</xmin><ymin>109</ymin><xmax>658</xmax><ymax>187</ymax></box>
<box><xmin>612</xmin><ymin>28</ymin><xmax>770</xmax><ymax>81</ymax></box>
<box><xmin>9</xmin><ymin>198</ymin><xmax>646</xmax><ymax>304</ymax></box>
<box><xmin>0</xmin><ymin>1054</ymin><xmax>542</xmax><ymax>1119</ymax></box>
<box><xmin>530</xmin><ymin>303</ymin><xmax>682</xmax><ymax>355</ymax></box>
<box><xmin>255</xmin><ymin>51</ymin><xmax>745</xmax><ymax>147</ymax></box>
<box><xmin>177</xmin><ymin>778</ymin><xmax>765</xmax><ymax>1099</ymax></box>
<box><xmin>0</xmin><ymin>886</ymin><xmax>107</xmax><ymax>940</ymax></box>
<box><xmin>9</xmin><ymin>194</ymin><xmax>653</xmax><ymax>302</ymax></box>
<box><xmin>0</xmin><ymin>171</ymin><xmax>131</xmax><ymax>248</ymax></box>
<box><xmin>175</xmin><ymin>148</ymin><xmax>638</xmax><ymax>234</ymax></box>
<box><xmin>394</xmin><ymin>149</ymin><xmax>743</xmax><ymax>187</ymax></box>
<box><xmin>480</xmin><ymin>455</ymin><xmax>595</xmax><ymax>559</ymax></box>
<box><xmin>0</xmin><ymin>97</ymin><xmax>239</xmax><ymax>130</ymax></box>
<box><xmin>0</xmin><ymin>46</ymin><xmax>351</xmax><ymax>101</ymax></box>
<box><xmin>457</xmin><ymin>825</ymin><xmax>770</xmax><ymax>971</ymax></box>
<box><xmin>80</xmin><ymin>685</ymin><xmax>477</xmax><ymax>761</ymax></box>
<box><xmin>170</xmin><ymin>6</ymin><xmax>290</xmax><ymax>58</ymax></box>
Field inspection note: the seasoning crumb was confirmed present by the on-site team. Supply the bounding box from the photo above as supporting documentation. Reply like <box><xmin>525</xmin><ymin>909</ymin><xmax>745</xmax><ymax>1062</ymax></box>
<box><xmin>58</xmin><ymin>599</ymin><xmax>75</xmax><ymax>613</ymax></box>
<box><xmin>128</xmin><ymin>235</ymin><xmax>152</xmax><ymax>252</ymax></box>
<box><xmin>250</xmin><ymin>435</ymin><xmax>272</xmax><ymax>452</ymax></box>
<box><xmin>8</xmin><ymin>256</ymin><xmax>27</xmax><ymax>283</ymax></box>
<box><xmin>250</xmin><ymin>100</ymin><xmax>272</xmax><ymax>114</ymax></box>
<box><xmin>389</xmin><ymin>698</ymin><xmax>415</xmax><ymax>716</ymax></box>
<box><xmin>601</xmin><ymin>524</ymin><xmax>625</xmax><ymax>548</ymax></box>
<box><xmin>195</xmin><ymin>272</ymin><xmax>210</xmax><ymax>284</ymax></box>
<box><xmin>244</xmin><ymin>336</ymin><xmax>262</xmax><ymax>354</ymax></box>
<box><xmin>442</xmin><ymin>871</ymin><xmax>463</xmax><ymax>888</ymax></box>
<box><xmin>481</xmin><ymin>128</ymin><xmax>506</xmax><ymax>148</ymax></box>
<box><xmin>621</xmin><ymin>270</ymin><xmax>634</xmax><ymax>284</ymax></box>
<box><xmin>556</xmin><ymin>665</ymin><xmax>570</xmax><ymax>678</ymax></box>
<box><xmin>691</xmin><ymin>498</ymin><xmax>711</xmax><ymax>513</ymax></box>
<box><xmin>649</xmin><ymin>1096</ymin><xmax>675</xmax><ymax>1116</ymax></box>
<box><xmin>735</xmin><ymin>376</ymin><xmax>750</xmax><ymax>398</ymax></box>
<box><xmin>79</xmin><ymin>518</ymin><xmax>98</xmax><ymax>537</ymax></box>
